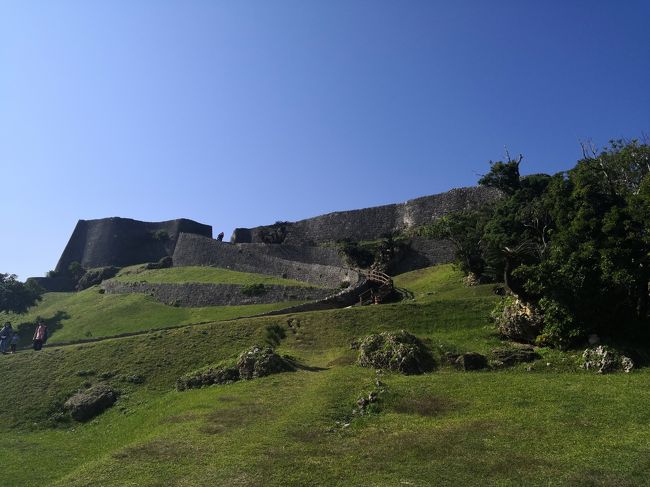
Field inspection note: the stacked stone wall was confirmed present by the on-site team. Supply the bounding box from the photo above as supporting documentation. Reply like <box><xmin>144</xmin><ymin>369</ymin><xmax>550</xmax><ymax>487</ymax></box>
<box><xmin>232</xmin><ymin>186</ymin><xmax>500</xmax><ymax>245</ymax></box>
<box><xmin>101</xmin><ymin>281</ymin><xmax>331</xmax><ymax>307</ymax></box>
<box><xmin>172</xmin><ymin>233</ymin><xmax>362</xmax><ymax>289</ymax></box>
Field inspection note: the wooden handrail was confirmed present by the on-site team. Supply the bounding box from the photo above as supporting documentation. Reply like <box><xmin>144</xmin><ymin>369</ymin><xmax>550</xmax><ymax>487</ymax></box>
<box><xmin>361</xmin><ymin>269</ymin><xmax>393</xmax><ymax>287</ymax></box>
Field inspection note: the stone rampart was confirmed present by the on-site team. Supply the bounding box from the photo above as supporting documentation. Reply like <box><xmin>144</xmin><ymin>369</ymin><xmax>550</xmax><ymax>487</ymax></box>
<box><xmin>172</xmin><ymin>233</ymin><xmax>362</xmax><ymax>289</ymax></box>
<box><xmin>101</xmin><ymin>281</ymin><xmax>332</xmax><ymax>307</ymax></box>
<box><xmin>55</xmin><ymin>217</ymin><xmax>212</xmax><ymax>273</ymax></box>
<box><xmin>235</xmin><ymin>243</ymin><xmax>344</xmax><ymax>267</ymax></box>
<box><xmin>387</xmin><ymin>237</ymin><xmax>455</xmax><ymax>275</ymax></box>
<box><xmin>232</xmin><ymin>186</ymin><xmax>501</xmax><ymax>245</ymax></box>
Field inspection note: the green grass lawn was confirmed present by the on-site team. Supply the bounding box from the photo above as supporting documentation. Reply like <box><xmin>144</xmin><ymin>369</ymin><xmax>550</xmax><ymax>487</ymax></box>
<box><xmin>4</xmin><ymin>288</ymin><xmax>303</xmax><ymax>345</ymax></box>
<box><xmin>1</xmin><ymin>264</ymin><xmax>647</xmax><ymax>486</ymax></box>
<box><xmin>113</xmin><ymin>265</ymin><xmax>321</xmax><ymax>287</ymax></box>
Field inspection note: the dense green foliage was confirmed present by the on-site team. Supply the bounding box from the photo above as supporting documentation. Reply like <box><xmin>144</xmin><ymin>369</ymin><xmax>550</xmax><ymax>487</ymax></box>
<box><xmin>0</xmin><ymin>273</ymin><xmax>42</xmax><ymax>314</ymax></box>
<box><xmin>423</xmin><ymin>140</ymin><xmax>650</xmax><ymax>346</ymax></box>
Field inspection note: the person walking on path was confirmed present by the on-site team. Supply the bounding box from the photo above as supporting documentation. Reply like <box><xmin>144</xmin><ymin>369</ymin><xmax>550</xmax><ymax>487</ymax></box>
<box><xmin>217</xmin><ymin>231</ymin><xmax>225</xmax><ymax>241</ymax></box>
<box><xmin>0</xmin><ymin>322</ymin><xmax>12</xmax><ymax>354</ymax></box>
<box><xmin>33</xmin><ymin>321</ymin><xmax>47</xmax><ymax>351</ymax></box>
<box><xmin>10</xmin><ymin>333</ymin><xmax>18</xmax><ymax>354</ymax></box>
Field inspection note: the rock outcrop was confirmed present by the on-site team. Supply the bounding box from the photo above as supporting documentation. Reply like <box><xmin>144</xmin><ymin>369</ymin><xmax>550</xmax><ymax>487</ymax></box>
<box><xmin>64</xmin><ymin>384</ymin><xmax>118</xmax><ymax>421</ymax></box>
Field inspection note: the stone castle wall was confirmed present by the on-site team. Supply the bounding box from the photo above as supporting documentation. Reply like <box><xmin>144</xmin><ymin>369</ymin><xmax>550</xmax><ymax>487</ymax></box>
<box><xmin>231</xmin><ymin>186</ymin><xmax>501</xmax><ymax>245</ymax></box>
<box><xmin>172</xmin><ymin>233</ymin><xmax>362</xmax><ymax>289</ymax></box>
<box><xmin>55</xmin><ymin>217</ymin><xmax>212</xmax><ymax>273</ymax></box>
<box><xmin>101</xmin><ymin>281</ymin><xmax>332</xmax><ymax>307</ymax></box>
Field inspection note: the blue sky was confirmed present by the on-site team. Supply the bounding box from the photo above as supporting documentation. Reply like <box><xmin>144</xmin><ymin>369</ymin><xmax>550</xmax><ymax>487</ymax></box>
<box><xmin>1</xmin><ymin>0</ymin><xmax>648</xmax><ymax>279</ymax></box>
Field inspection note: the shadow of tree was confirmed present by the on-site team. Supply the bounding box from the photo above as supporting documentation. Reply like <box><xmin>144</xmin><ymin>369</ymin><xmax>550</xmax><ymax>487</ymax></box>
<box><xmin>16</xmin><ymin>310</ymin><xmax>70</xmax><ymax>347</ymax></box>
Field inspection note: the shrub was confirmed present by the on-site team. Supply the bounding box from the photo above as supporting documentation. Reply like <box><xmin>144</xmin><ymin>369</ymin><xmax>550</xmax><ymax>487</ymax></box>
<box><xmin>264</xmin><ymin>324</ymin><xmax>286</xmax><ymax>346</ymax></box>
<box><xmin>357</xmin><ymin>330</ymin><xmax>435</xmax><ymax>374</ymax></box>
<box><xmin>76</xmin><ymin>266</ymin><xmax>119</xmax><ymax>291</ymax></box>
<box><xmin>236</xmin><ymin>345</ymin><xmax>294</xmax><ymax>380</ymax></box>
<box><xmin>241</xmin><ymin>283</ymin><xmax>266</xmax><ymax>296</ymax></box>
<box><xmin>176</xmin><ymin>364</ymin><xmax>240</xmax><ymax>391</ymax></box>
<box><xmin>176</xmin><ymin>346</ymin><xmax>294</xmax><ymax>391</ymax></box>
<box><xmin>145</xmin><ymin>256</ymin><xmax>173</xmax><ymax>270</ymax></box>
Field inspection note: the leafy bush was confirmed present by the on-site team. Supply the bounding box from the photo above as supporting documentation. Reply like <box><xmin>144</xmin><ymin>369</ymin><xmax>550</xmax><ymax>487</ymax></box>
<box><xmin>357</xmin><ymin>330</ymin><xmax>435</xmax><ymax>374</ymax></box>
<box><xmin>145</xmin><ymin>256</ymin><xmax>173</xmax><ymax>270</ymax></box>
<box><xmin>176</xmin><ymin>346</ymin><xmax>294</xmax><ymax>391</ymax></box>
<box><xmin>264</xmin><ymin>324</ymin><xmax>286</xmax><ymax>346</ymax></box>
<box><xmin>241</xmin><ymin>283</ymin><xmax>266</xmax><ymax>296</ymax></box>
<box><xmin>0</xmin><ymin>273</ymin><xmax>43</xmax><ymax>314</ymax></box>
<box><xmin>76</xmin><ymin>266</ymin><xmax>119</xmax><ymax>291</ymax></box>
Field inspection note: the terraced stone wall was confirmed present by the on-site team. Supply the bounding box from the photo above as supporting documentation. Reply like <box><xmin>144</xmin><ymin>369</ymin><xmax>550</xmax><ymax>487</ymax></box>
<box><xmin>172</xmin><ymin>233</ymin><xmax>362</xmax><ymax>289</ymax></box>
<box><xmin>101</xmin><ymin>281</ymin><xmax>332</xmax><ymax>307</ymax></box>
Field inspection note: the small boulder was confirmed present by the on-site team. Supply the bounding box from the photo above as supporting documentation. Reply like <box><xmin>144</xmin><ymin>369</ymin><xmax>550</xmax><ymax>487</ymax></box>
<box><xmin>455</xmin><ymin>352</ymin><xmax>488</xmax><ymax>371</ymax></box>
<box><xmin>64</xmin><ymin>384</ymin><xmax>118</xmax><ymax>421</ymax></box>
<box><xmin>492</xmin><ymin>347</ymin><xmax>539</xmax><ymax>366</ymax></box>
<box><xmin>236</xmin><ymin>346</ymin><xmax>294</xmax><ymax>380</ymax></box>
<box><xmin>357</xmin><ymin>330</ymin><xmax>435</xmax><ymax>375</ymax></box>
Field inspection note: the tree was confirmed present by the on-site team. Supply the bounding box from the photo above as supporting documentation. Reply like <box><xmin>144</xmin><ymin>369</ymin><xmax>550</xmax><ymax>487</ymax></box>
<box><xmin>478</xmin><ymin>152</ymin><xmax>523</xmax><ymax>195</ymax></box>
<box><xmin>422</xmin><ymin>209</ymin><xmax>491</xmax><ymax>277</ymax></box>
<box><xmin>0</xmin><ymin>273</ymin><xmax>43</xmax><ymax>314</ymax></box>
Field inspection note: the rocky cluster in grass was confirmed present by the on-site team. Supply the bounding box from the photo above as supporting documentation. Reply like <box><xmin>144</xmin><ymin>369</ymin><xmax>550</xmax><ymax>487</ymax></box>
<box><xmin>492</xmin><ymin>296</ymin><xmax>544</xmax><ymax>344</ymax></box>
<box><xmin>64</xmin><ymin>383</ymin><xmax>118</xmax><ymax>422</ymax></box>
<box><xmin>357</xmin><ymin>330</ymin><xmax>435</xmax><ymax>374</ymax></box>
<box><xmin>582</xmin><ymin>345</ymin><xmax>634</xmax><ymax>374</ymax></box>
<box><xmin>442</xmin><ymin>347</ymin><xmax>540</xmax><ymax>370</ymax></box>
<box><xmin>176</xmin><ymin>345</ymin><xmax>295</xmax><ymax>391</ymax></box>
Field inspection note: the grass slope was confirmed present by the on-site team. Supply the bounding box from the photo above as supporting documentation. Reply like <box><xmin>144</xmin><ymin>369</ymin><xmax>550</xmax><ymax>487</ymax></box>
<box><xmin>4</xmin><ymin>288</ymin><xmax>303</xmax><ymax>345</ymax></box>
<box><xmin>113</xmin><ymin>265</ymin><xmax>321</xmax><ymax>288</ymax></box>
<box><xmin>1</xmin><ymin>264</ymin><xmax>648</xmax><ymax>486</ymax></box>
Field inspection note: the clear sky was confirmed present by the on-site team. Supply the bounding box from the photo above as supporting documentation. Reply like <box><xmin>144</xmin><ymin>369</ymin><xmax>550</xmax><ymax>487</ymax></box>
<box><xmin>1</xmin><ymin>1</ymin><xmax>648</xmax><ymax>280</ymax></box>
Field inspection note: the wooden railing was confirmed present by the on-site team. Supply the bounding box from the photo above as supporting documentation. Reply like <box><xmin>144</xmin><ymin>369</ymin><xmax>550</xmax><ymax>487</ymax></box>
<box><xmin>358</xmin><ymin>269</ymin><xmax>394</xmax><ymax>305</ymax></box>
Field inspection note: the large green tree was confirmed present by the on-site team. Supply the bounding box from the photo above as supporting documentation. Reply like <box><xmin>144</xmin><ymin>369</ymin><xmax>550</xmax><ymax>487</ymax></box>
<box><xmin>0</xmin><ymin>273</ymin><xmax>43</xmax><ymax>314</ymax></box>
<box><xmin>440</xmin><ymin>140</ymin><xmax>650</xmax><ymax>346</ymax></box>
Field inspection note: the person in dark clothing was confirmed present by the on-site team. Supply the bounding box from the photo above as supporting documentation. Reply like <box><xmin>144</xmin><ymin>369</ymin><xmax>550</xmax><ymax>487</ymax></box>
<box><xmin>217</xmin><ymin>232</ymin><xmax>225</xmax><ymax>241</ymax></box>
<box><xmin>0</xmin><ymin>322</ymin><xmax>12</xmax><ymax>354</ymax></box>
<box><xmin>33</xmin><ymin>322</ymin><xmax>47</xmax><ymax>351</ymax></box>
<box><xmin>10</xmin><ymin>333</ymin><xmax>18</xmax><ymax>354</ymax></box>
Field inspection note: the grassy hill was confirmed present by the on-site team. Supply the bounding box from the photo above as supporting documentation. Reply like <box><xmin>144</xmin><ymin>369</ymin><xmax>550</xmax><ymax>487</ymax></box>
<box><xmin>1</xmin><ymin>264</ymin><xmax>649</xmax><ymax>486</ymax></box>
<box><xmin>3</xmin><ymin>265</ymin><xmax>318</xmax><ymax>345</ymax></box>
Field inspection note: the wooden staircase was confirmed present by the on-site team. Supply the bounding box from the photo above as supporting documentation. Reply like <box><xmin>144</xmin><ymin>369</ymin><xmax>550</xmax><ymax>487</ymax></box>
<box><xmin>358</xmin><ymin>269</ymin><xmax>394</xmax><ymax>305</ymax></box>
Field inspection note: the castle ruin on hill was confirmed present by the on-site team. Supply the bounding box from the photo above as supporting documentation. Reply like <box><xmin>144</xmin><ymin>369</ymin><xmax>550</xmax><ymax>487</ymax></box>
<box><xmin>32</xmin><ymin>187</ymin><xmax>500</xmax><ymax>307</ymax></box>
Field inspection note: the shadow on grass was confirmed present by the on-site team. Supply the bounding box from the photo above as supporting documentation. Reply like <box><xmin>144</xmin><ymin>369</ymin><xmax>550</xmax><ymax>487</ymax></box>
<box><xmin>284</xmin><ymin>356</ymin><xmax>327</xmax><ymax>372</ymax></box>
